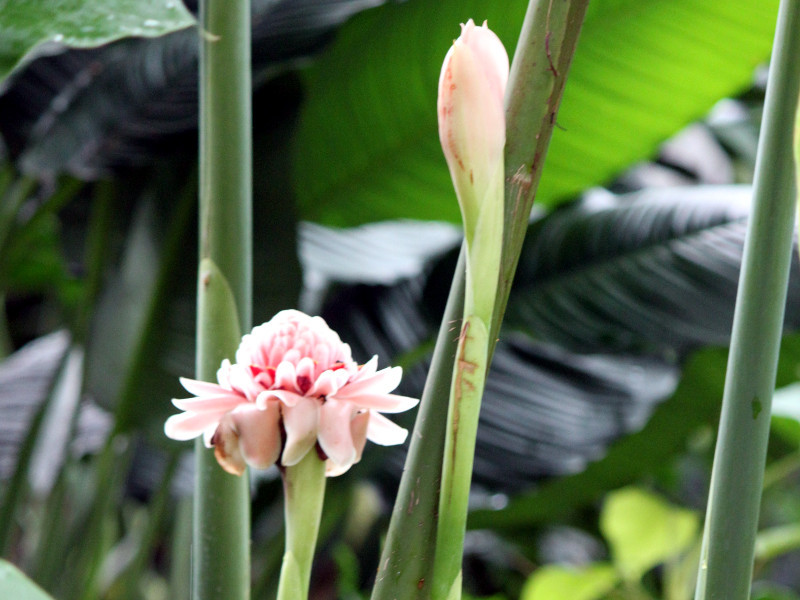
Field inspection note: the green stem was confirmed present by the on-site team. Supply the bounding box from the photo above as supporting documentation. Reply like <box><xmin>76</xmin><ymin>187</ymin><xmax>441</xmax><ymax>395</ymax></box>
<box><xmin>493</xmin><ymin>0</ymin><xmax>589</xmax><ymax>350</ymax></box>
<box><xmin>694</xmin><ymin>2</ymin><xmax>800</xmax><ymax>599</ymax></box>
<box><xmin>276</xmin><ymin>452</ymin><xmax>327</xmax><ymax>600</ymax></box>
<box><xmin>370</xmin><ymin>247</ymin><xmax>466</xmax><ymax>600</ymax></box>
<box><xmin>193</xmin><ymin>0</ymin><xmax>252</xmax><ymax>597</ymax></box>
<box><xmin>432</xmin><ymin>315</ymin><xmax>489</xmax><ymax>600</ymax></box>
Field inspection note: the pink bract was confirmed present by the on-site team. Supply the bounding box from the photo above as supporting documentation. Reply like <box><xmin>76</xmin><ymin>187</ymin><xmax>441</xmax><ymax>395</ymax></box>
<box><xmin>164</xmin><ymin>309</ymin><xmax>418</xmax><ymax>476</ymax></box>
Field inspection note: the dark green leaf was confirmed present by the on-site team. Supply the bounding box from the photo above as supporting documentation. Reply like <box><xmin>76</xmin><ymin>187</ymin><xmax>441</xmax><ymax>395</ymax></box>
<box><xmin>505</xmin><ymin>186</ymin><xmax>778</xmax><ymax>354</ymax></box>
<box><xmin>0</xmin><ymin>0</ymin><xmax>195</xmax><ymax>82</ymax></box>
<box><xmin>0</xmin><ymin>0</ymin><xmax>388</xmax><ymax>177</ymax></box>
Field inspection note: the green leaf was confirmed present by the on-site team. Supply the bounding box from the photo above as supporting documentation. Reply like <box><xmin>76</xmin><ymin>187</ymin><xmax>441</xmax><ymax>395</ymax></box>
<box><xmin>0</xmin><ymin>0</ymin><xmax>195</xmax><ymax>83</ymax></box>
<box><xmin>0</xmin><ymin>560</ymin><xmax>54</xmax><ymax>600</ymax></box>
<box><xmin>293</xmin><ymin>0</ymin><xmax>778</xmax><ymax>227</ymax></box>
<box><xmin>600</xmin><ymin>487</ymin><xmax>699</xmax><ymax>582</ymax></box>
<box><xmin>520</xmin><ymin>564</ymin><xmax>618</xmax><ymax>600</ymax></box>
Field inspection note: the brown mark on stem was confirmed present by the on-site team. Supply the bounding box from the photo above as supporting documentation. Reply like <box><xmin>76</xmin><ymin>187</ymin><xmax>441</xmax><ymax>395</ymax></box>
<box><xmin>450</xmin><ymin>320</ymin><xmax>478</xmax><ymax>473</ymax></box>
<box><xmin>544</xmin><ymin>0</ymin><xmax>559</xmax><ymax>77</ymax></box>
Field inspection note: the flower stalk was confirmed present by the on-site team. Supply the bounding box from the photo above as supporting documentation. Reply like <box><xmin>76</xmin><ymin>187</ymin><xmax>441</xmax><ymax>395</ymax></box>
<box><xmin>694</xmin><ymin>1</ymin><xmax>800</xmax><ymax>599</ymax></box>
<box><xmin>193</xmin><ymin>0</ymin><xmax>252</xmax><ymax>596</ymax></box>
<box><xmin>276</xmin><ymin>452</ymin><xmax>328</xmax><ymax>600</ymax></box>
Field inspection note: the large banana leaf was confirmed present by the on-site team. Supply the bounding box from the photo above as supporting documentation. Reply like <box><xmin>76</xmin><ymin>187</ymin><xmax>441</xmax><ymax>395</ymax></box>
<box><xmin>293</xmin><ymin>0</ymin><xmax>778</xmax><ymax>226</ymax></box>
<box><xmin>504</xmin><ymin>185</ymin><xmax>800</xmax><ymax>354</ymax></box>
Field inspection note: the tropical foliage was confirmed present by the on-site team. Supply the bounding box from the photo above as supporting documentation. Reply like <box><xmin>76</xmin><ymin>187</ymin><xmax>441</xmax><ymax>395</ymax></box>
<box><xmin>1</xmin><ymin>1</ymin><xmax>799</xmax><ymax>599</ymax></box>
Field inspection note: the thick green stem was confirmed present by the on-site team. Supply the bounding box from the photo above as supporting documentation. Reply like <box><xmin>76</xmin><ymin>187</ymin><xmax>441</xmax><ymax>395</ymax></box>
<box><xmin>276</xmin><ymin>452</ymin><xmax>327</xmax><ymax>600</ymax></box>
<box><xmin>493</xmin><ymin>0</ymin><xmax>589</xmax><ymax>349</ymax></box>
<box><xmin>693</xmin><ymin>2</ymin><xmax>800</xmax><ymax>599</ymax></box>
<box><xmin>193</xmin><ymin>0</ymin><xmax>252</xmax><ymax>598</ymax></box>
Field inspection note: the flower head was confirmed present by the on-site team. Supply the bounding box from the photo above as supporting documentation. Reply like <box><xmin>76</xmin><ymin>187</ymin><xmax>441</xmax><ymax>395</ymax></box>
<box><xmin>165</xmin><ymin>309</ymin><xmax>418</xmax><ymax>476</ymax></box>
<box><xmin>437</xmin><ymin>19</ymin><xmax>508</xmax><ymax>237</ymax></box>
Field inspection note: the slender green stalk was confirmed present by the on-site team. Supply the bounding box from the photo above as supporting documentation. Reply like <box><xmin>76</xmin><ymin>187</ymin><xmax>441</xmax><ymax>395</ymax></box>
<box><xmin>193</xmin><ymin>0</ymin><xmax>252</xmax><ymax>598</ymax></box>
<box><xmin>694</xmin><ymin>2</ymin><xmax>800</xmax><ymax>599</ymax></box>
<box><xmin>432</xmin><ymin>315</ymin><xmax>490</xmax><ymax>600</ymax></box>
<box><xmin>371</xmin><ymin>247</ymin><xmax>465</xmax><ymax>600</ymax></box>
<box><xmin>276</xmin><ymin>452</ymin><xmax>327</xmax><ymax>600</ymax></box>
<box><xmin>371</xmin><ymin>3</ymin><xmax>589</xmax><ymax>599</ymax></box>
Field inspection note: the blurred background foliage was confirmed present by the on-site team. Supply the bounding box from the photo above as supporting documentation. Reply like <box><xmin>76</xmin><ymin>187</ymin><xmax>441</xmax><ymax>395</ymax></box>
<box><xmin>1</xmin><ymin>0</ymin><xmax>800</xmax><ymax>599</ymax></box>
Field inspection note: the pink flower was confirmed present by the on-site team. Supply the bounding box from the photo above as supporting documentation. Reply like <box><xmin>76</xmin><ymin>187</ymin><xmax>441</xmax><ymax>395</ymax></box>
<box><xmin>164</xmin><ymin>310</ymin><xmax>418</xmax><ymax>476</ymax></box>
<box><xmin>437</xmin><ymin>20</ymin><xmax>508</xmax><ymax>235</ymax></box>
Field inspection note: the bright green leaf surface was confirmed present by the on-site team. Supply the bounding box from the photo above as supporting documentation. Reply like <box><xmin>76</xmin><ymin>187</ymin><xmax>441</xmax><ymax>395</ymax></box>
<box><xmin>294</xmin><ymin>0</ymin><xmax>778</xmax><ymax>227</ymax></box>
<box><xmin>0</xmin><ymin>0</ymin><xmax>195</xmax><ymax>82</ymax></box>
<box><xmin>0</xmin><ymin>560</ymin><xmax>54</xmax><ymax>600</ymax></box>
<box><xmin>520</xmin><ymin>564</ymin><xmax>618</xmax><ymax>600</ymax></box>
<box><xmin>600</xmin><ymin>487</ymin><xmax>699</xmax><ymax>582</ymax></box>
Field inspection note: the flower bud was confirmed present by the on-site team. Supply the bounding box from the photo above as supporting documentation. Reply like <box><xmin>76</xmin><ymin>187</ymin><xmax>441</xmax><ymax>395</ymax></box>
<box><xmin>437</xmin><ymin>19</ymin><xmax>508</xmax><ymax>236</ymax></box>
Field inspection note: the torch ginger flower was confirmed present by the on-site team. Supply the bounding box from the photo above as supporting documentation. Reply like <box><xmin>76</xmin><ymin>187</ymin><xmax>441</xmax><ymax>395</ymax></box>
<box><xmin>164</xmin><ymin>309</ymin><xmax>418</xmax><ymax>476</ymax></box>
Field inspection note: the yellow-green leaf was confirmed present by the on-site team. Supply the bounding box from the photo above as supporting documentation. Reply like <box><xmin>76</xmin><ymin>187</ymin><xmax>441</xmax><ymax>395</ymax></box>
<box><xmin>521</xmin><ymin>564</ymin><xmax>618</xmax><ymax>600</ymax></box>
<box><xmin>600</xmin><ymin>487</ymin><xmax>699</xmax><ymax>581</ymax></box>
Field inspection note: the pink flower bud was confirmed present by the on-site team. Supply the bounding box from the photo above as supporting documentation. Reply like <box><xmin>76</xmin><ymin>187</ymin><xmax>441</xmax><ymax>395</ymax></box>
<box><xmin>437</xmin><ymin>20</ymin><xmax>508</xmax><ymax>228</ymax></box>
